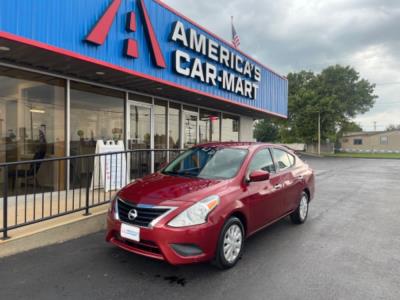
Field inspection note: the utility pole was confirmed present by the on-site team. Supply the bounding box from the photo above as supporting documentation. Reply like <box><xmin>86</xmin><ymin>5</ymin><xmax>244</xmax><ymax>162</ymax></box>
<box><xmin>373</xmin><ymin>121</ymin><xmax>377</xmax><ymax>132</ymax></box>
<box><xmin>318</xmin><ymin>112</ymin><xmax>321</xmax><ymax>156</ymax></box>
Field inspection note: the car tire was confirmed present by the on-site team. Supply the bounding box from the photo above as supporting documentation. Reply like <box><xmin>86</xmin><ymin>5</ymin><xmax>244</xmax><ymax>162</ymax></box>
<box><xmin>213</xmin><ymin>217</ymin><xmax>245</xmax><ymax>270</ymax></box>
<box><xmin>290</xmin><ymin>191</ymin><xmax>309</xmax><ymax>224</ymax></box>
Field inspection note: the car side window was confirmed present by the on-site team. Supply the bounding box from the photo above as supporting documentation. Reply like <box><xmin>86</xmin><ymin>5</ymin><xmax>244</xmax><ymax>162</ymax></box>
<box><xmin>272</xmin><ymin>148</ymin><xmax>292</xmax><ymax>171</ymax></box>
<box><xmin>248</xmin><ymin>149</ymin><xmax>275</xmax><ymax>174</ymax></box>
<box><xmin>287</xmin><ymin>153</ymin><xmax>295</xmax><ymax>167</ymax></box>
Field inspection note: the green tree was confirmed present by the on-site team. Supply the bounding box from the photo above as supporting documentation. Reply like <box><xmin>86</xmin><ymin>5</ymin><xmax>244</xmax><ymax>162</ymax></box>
<box><xmin>338</xmin><ymin>121</ymin><xmax>363</xmax><ymax>135</ymax></box>
<box><xmin>254</xmin><ymin>119</ymin><xmax>279</xmax><ymax>142</ymax></box>
<box><xmin>282</xmin><ymin>65</ymin><xmax>376</xmax><ymax>144</ymax></box>
<box><xmin>386</xmin><ymin>124</ymin><xmax>400</xmax><ymax>131</ymax></box>
<box><xmin>336</xmin><ymin>121</ymin><xmax>363</xmax><ymax>147</ymax></box>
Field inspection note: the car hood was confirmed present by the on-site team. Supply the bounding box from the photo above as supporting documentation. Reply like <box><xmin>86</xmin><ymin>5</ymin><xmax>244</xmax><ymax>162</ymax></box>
<box><xmin>118</xmin><ymin>172</ymin><xmax>228</xmax><ymax>206</ymax></box>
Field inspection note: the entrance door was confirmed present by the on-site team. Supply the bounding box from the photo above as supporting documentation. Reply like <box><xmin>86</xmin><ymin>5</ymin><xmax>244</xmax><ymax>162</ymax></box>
<box><xmin>183</xmin><ymin>110</ymin><xmax>198</xmax><ymax>148</ymax></box>
<box><xmin>127</xmin><ymin>101</ymin><xmax>153</xmax><ymax>178</ymax></box>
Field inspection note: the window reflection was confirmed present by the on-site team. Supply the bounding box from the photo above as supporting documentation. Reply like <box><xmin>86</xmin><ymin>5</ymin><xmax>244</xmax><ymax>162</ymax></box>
<box><xmin>129</xmin><ymin>93</ymin><xmax>152</xmax><ymax>105</ymax></box>
<box><xmin>0</xmin><ymin>67</ymin><xmax>65</xmax><ymax>196</ymax></box>
<box><xmin>154</xmin><ymin>100</ymin><xmax>168</xmax><ymax>170</ymax></box>
<box><xmin>128</xmin><ymin>105</ymin><xmax>151</xmax><ymax>149</ymax></box>
<box><xmin>128</xmin><ymin>103</ymin><xmax>151</xmax><ymax>178</ymax></box>
<box><xmin>184</xmin><ymin>112</ymin><xmax>198</xmax><ymax>148</ymax></box>
<box><xmin>199</xmin><ymin>109</ymin><xmax>221</xmax><ymax>143</ymax></box>
<box><xmin>169</xmin><ymin>102</ymin><xmax>181</xmax><ymax>149</ymax></box>
<box><xmin>70</xmin><ymin>82</ymin><xmax>124</xmax><ymax>188</ymax></box>
<box><xmin>154</xmin><ymin>99</ymin><xmax>167</xmax><ymax>149</ymax></box>
<box><xmin>221</xmin><ymin>114</ymin><xmax>240</xmax><ymax>142</ymax></box>
<box><xmin>70</xmin><ymin>82</ymin><xmax>124</xmax><ymax>155</ymax></box>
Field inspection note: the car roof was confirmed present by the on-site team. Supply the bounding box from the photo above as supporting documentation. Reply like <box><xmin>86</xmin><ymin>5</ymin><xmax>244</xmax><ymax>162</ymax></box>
<box><xmin>195</xmin><ymin>142</ymin><xmax>283</xmax><ymax>151</ymax></box>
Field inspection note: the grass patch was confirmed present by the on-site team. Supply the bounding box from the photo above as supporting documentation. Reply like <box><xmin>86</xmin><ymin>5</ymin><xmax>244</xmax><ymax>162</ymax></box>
<box><xmin>323</xmin><ymin>152</ymin><xmax>400</xmax><ymax>159</ymax></box>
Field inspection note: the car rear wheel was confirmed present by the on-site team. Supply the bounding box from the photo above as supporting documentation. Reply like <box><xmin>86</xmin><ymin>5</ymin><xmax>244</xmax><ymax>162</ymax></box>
<box><xmin>290</xmin><ymin>191</ymin><xmax>309</xmax><ymax>224</ymax></box>
<box><xmin>213</xmin><ymin>217</ymin><xmax>244</xmax><ymax>269</ymax></box>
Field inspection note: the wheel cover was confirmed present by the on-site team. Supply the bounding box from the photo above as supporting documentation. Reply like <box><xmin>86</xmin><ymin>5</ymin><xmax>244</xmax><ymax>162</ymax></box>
<box><xmin>223</xmin><ymin>224</ymin><xmax>243</xmax><ymax>263</ymax></box>
<box><xmin>299</xmin><ymin>194</ymin><xmax>308</xmax><ymax>221</ymax></box>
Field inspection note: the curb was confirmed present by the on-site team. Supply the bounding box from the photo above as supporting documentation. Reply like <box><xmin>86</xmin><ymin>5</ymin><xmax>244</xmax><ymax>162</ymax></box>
<box><xmin>322</xmin><ymin>154</ymin><xmax>400</xmax><ymax>160</ymax></box>
<box><xmin>298</xmin><ymin>152</ymin><xmax>323</xmax><ymax>158</ymax></box>
<box><xmin>0</xmin><ymin>211</ymin><xmax>107</xmax><ymax>258</ymax></box>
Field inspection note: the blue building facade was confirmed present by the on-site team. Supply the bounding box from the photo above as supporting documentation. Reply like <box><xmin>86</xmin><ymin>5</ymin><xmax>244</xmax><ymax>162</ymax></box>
<box><xmin>0</xmin><ymin>0</ymin><xmax>289</xmax><ymax>183</ymax></box>
<box><xmin>0</xmin><ymin>0</ymin><xmax>287</xmax><ymax>117</ymax></box>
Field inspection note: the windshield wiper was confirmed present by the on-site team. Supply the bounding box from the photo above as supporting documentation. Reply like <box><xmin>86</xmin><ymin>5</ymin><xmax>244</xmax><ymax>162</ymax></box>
<box><xmin>163</xmin><ymin>170</ymin><xmax>202</xmax><ymax>178</ymax></box>
<box><xmin>162</xmin><ymin>171</ymin><xmax>180</xmax><ymax>176</ymax></box>
<box><xmin>181</xmin><ymin>172</ymin><xmax>199</xmax><ymax>178</ymax></box>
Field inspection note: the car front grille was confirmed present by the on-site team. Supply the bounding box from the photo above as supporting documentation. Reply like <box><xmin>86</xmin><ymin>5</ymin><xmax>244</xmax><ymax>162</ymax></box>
<box><xmin>117</xmin><ymin>198</ymin><xmax>170</xmax><ymax>227</ymax></box>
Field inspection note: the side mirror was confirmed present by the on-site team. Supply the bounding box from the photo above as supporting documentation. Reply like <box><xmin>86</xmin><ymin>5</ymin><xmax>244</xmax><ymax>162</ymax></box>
<box><xmin>249</xmin><ymin>170</ymin><xmax>270</xmax><ymax>182</ymax></box>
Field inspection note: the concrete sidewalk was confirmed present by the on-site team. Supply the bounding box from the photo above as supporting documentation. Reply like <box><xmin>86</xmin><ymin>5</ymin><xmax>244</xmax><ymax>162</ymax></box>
<box><xmin>0</xmin><ymin>203</ymin><xmax>108</xmax><ymax>257</ymax></box>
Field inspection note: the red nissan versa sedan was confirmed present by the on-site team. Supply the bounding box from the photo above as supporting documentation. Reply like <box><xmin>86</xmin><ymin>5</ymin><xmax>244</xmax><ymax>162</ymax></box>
<box><xmin>106</xmin><ymin>142</ymin><xmax>315</xmax><ymax>269</ymax></box>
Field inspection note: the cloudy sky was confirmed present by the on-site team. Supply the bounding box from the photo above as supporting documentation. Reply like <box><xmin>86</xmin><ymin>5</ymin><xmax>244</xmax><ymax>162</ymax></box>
<box><xmin>163</xmin><ymin>0</ymin><xmax>400</xmax><ymax>131</ymax></box>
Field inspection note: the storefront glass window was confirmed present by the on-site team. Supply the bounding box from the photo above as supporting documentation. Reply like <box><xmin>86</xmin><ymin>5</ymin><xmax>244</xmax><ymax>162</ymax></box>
<box><xmin>154</xmin><ymin>99</ymin><xmax>167</xmax><ymax>169</ymax></box>
<box><xmin>129</xmin><ymin>93</ymin><xmax>152</xmax><ymax>104</ymax></box>
<box><xmin>0</xmin><ymin>67</ymin><xmax>65</xmax><ymax>196</ymax></box>
<box><xmin>221</xmin><ymin>114</ymin><xmax>240</xmax><ymax>142</ymax></box>
<box><xmin>199</xmin><ymin>109</ymin><xmax>221</xmax><ymax>143</ymax></box>
<box><xmin>70</xmin><ymin>82</ymin><xmax>124</xmax><ymax>155</ymax></box>
<box><xmin>128</xmin><ymin>104</ymin><xmax>151</xmax><ymax>150</ymax></box>
<box><xmin>183</xmin><ymin>108</ymin><xmax>198</xmax><ymax>148</ymax></box>
<box><xmin>169</xmin><ymin>102</ymin><xmax>181</xmax><ymax>149</ymax></box>
<box><xmin>70</xmin><ymin>82</ymin><xmax>124</xmax><ymax>188</ymax></box>
<box><xmin>154</xmin><ymin>99</ymin><xmax>167</xmax><ymax>149</ymax></box>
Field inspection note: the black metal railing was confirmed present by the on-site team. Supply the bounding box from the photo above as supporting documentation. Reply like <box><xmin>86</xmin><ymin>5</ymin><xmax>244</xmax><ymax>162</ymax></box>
<box><xmin>0</xmin><ymin>149</ymin><xmax>183</xmax><ymax>239</ymax></box>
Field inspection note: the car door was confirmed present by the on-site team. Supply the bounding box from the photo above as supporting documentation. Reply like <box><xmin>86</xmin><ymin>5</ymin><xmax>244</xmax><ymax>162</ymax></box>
<box><xmin>285</xmin><ymin>151</ymin><xmax>305</xmax><ymax>211</ymax></box>
<box><xmin>271</xmin><ymin>148</ymin><xmax>302</xmax><ymax>214</ymax></box>
<box><xmin>243</xmin><ymin>148</ymin><xmax>287</xmax><ymax>231</ymax></box>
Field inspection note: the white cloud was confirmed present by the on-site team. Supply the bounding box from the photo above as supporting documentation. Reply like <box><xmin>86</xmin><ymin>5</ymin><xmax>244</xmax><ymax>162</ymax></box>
<box><xmin>348</xmin><ymin>45</ymin><xmax>400</xmax><ymax>130</ymax></box>
<box><xmin>354</xmin><ymin>108</ymin><xmax>400</xmax><ymax>131</ymax></box>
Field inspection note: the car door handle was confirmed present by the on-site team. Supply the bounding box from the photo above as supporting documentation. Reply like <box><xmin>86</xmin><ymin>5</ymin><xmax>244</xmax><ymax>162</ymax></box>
<box><xmin>273</xmin><ymin>184</ymin><xmax>283</xmax><ymax>190</ymax></box>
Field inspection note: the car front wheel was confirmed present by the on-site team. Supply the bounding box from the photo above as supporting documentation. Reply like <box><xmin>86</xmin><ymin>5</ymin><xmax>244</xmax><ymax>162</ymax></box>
<box><xmin>290</xmin><ymin>191</ymin><xmax>309</xmax><ymax>224</ymax></box>
<box><xmin>213</xmin><ymin>217</ymin><xmax>244</xmax><ymax>269</ymax></box>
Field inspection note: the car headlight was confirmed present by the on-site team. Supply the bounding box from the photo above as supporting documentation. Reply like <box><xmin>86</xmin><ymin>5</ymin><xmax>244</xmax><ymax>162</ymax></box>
<box><xmin>109</xmin><ymin>195</ymin><xmax>119</xmax><ymax>220</ymax></box>
<box><xmin>168</xmin><ymin>195</ymin><xmax>220</xmax><ymax>227</ymax></box>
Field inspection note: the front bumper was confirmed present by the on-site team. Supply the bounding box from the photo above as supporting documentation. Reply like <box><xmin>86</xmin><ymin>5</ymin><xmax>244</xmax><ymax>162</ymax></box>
<box><xmin>106</xmin><ymin>211</ymin><xmax>221</xmax><ymax>265</ymax></box>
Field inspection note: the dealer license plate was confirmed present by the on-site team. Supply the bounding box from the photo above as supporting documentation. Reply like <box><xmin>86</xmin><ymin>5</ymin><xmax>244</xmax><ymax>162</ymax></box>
<box><xmin>120</xmin><ymin>223</ymin><xmax>140</xmax><ymax>242</ymax></box>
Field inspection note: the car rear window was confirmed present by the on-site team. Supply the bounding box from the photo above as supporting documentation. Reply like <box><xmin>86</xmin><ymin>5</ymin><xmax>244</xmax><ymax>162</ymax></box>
<box><xmin>272</xmin><ymin>148</ymin><xmax>293</xmax><ymax>171</ymax></box>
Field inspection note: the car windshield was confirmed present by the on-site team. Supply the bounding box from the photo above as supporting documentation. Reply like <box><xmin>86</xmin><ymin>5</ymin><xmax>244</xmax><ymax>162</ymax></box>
<box><xmin>162</xmin><ymin>147</ymin><xmax>248</xmax><ymax>180</ymax></box>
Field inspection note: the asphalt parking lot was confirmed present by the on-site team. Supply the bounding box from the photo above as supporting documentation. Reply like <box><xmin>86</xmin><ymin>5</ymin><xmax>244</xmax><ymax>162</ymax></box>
<box><xmin>1</xmin><ymin>156</ymin><xmax>399</xmax><ymax>300</ymax></box>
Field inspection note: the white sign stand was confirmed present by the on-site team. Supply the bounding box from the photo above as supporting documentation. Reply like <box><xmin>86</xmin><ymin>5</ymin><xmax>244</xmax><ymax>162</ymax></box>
<box><xmin>91</xmin><ymin>140</ymin><xmax>127</xmax><ymax>192</ymax></box>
